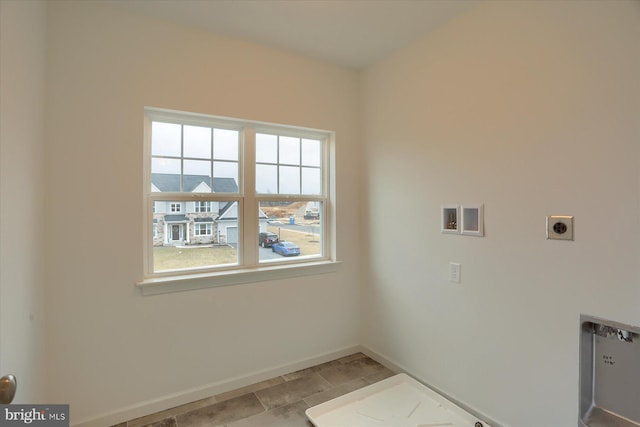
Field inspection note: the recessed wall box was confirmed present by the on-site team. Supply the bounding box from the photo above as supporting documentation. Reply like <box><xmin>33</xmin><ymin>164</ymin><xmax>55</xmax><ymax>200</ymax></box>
<box><xmin>461</xmin><ymin>204</ymin><xmax>484</xmax><ymax>236</ymax></box>
<box><xmin>442</xmin><ymin>205</ymin><xmax>460</xmax><ymax>234</ymax></box>
<box><xmin>547</xmin><ymin>215</ymin><xmax>573</xmax><ymax>240</ymax></box>
<box><xmin>579</xmin><ymin>315</ymin><xmax>640</xmax><ymax>427</ymax></box>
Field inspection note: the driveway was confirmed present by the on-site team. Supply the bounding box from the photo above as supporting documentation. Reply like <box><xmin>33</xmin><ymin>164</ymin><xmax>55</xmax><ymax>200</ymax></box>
<box><xmin>259</xmin><ymin>245</ymin><xmax>283</xmax><ymax>260</ymax></box>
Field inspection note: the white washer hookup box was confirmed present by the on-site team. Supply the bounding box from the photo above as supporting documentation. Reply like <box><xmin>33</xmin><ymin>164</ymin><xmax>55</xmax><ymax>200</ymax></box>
<box><xmin>306</xmin><ymin>373</ymin><xmax>491</xmax><ymax>427</ymax></box>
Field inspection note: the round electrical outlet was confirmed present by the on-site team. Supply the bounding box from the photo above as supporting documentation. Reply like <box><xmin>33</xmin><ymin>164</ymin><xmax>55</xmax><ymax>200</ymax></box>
<box><xmin>546</xmin><ymin>215</ymin><xmax>574</xmax><ymax>240</ymax></box>
<box><xmin>553</xmin><ymin>222</ymin><xmax>567</xmax><ymax>234</ymax></box>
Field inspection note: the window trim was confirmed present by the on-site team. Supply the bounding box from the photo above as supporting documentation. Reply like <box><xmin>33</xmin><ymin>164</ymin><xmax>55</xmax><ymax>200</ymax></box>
<box><xmin>136</xmin><ymin>260</ymin><xmax>342</xmax><ymax>296</ymax></box>
<box><xmin>139</xmin><ymin>107</ymin><xmax>338</xmax><ymax>294</ymax></box>
<box><xmin>194</xmin><ymin>222</ymin><xmax>212</xmax><ymax>236</ymax></box>
<box><xmin>195</xmin><ymin>201</ymin><xmax>212</xmax><ymax>213</ymax></box>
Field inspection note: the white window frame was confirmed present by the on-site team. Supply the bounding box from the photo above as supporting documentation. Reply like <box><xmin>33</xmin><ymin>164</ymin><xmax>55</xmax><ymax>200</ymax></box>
<box><xmin>137</xmin><ymin>108</ymin><xmax>340</xmax><ymax>295</ymax></box>
<box><xmin>195</xmin><ymin>201</ymin><xmax>211</xmax><ymax>213</ymax></box>
<box><xmin>194</xmin><ymin>223</ymin><xmax>212</xmax><ymax>236</ymax></box>
<box><xmin>170</xmin><ymin>203</ymin><xmax>182</xmax><ymax>213</ymax></box>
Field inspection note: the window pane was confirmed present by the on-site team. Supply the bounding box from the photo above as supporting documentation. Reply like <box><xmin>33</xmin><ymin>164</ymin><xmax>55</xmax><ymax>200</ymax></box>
<box><xmin>213</xmin><ymin>161</ymin><xmax>239</xmax><ymax>193</ymax></box>
<box><xmin>279</xmin><ymin>166</ymin><xmax>300</xmax><ymax>194</ymax></box>
<box><xmin>256</xmin><ymin>134</ymin><xmax>322</xmax><ymax>196</ymax></box>
<box><xmin>184</xmin><ymin>159</ymin><xmax>211</xmax><ymax>176</ymax></box>
<box><xmin>213</xmin><ymin>161</ymin><xmax>237</xmax><ymax>179</ymax></box>
<box><xmin>153</xmin><ymin>200</ymin><xmax>238</xmax><ymax>272</ymax></box>
<box><xmin>302</xmin><ymin>167</ymin><xmax>321</xmax><ymax>195</ymax></box>
<box><xmin>152</xmin><ymin>158</ymin><xmax>181</xmax><ymax>175</ymax></box>
<box><xmin>301</xmin><ymin>139</ymin><xmax>321</xmax><ymax>167</ymax></box>
<box><xmin>151</xmin><ymin>122</ymin><xmax>181</xmax><ymax>157</ymax></box>
<box><xmin>214</xmin><ymin>129</ymin><xmax>239</xmax><ymax>161</ymax></box>
<box><xmin>258</xmin><ymin>201</ymin><xmax>322</xmax><ymax>263</ymax></box>
<box><xmin>256</xmin><ymin>164</ymin><xmax>277</xmax><ymax>194</ymax></box>
<box><xmin>256</xmin><ymin>133</ymin><xmax>277</xmax><ymax>163</ymax></box>
<box><xmin>183</xmin><ymin>125</ymin><xmax>211</xmax><ymax>159</ymax></box>
<box><xmin>151</xmin><ymin>159</ymin><xmax>181</xmax><ymax>192</ymax></box>
<box><xmin>279</xmin><ymin>136</ymin><xmax>300</xmax><ymax>165</ymax></box>
<box><xmin>184</xmin><ymin>160</ymin><xmax>212</xmax><ymax>192</ymax></box>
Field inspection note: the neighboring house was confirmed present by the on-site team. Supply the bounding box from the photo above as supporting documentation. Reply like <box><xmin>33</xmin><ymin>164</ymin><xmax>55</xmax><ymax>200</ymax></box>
<box><xmin>151</xmin><ymin>173</ymin><xmax>268</xmax><ymax>246</ymax></box>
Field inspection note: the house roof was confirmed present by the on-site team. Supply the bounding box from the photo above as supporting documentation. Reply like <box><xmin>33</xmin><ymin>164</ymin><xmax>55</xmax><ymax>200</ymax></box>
<box><xmin>151</xmin><ymin>173</ymin><xmax>238</xmax><ymax>193</ymax></box>
<box><xmin>217</xmin><ymin>201</ymin><xmax>237</xmax><ymax>219</ymax></box>
<box><xmin>218</xmin><ymin>201</ymin><xmax>269</xmax><ymax>220</ymax></box>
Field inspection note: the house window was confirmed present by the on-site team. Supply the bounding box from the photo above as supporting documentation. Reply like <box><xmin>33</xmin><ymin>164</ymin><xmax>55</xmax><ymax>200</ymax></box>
<box><xmin>195</xmin><ymin>201</ymin><xmax>211</xmax><ymax>213</ymax></box>
<box><xmin>194</xmin><ymin>223</ymin><xmax>212</xmax><ymax>236</ymax></box>
<box><xmin>142</xmin><ymin>107</ymin><xmax>335</xmax><ymax>291</ymax></box>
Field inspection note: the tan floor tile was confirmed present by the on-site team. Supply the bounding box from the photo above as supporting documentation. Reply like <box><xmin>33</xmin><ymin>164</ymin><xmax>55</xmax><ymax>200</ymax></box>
<box><xmin>317</xmin><ymin>357</ymin><xmax>388</xmax><ymax>386</ymax></box>
<box><xmin>254</xmin><ymin>374</ymin><xmax>331</xmax><ymax>410</ymax></box>
<box><xmin>281</xmin><ymin>359</ymin><xmax>343</xmax><ymax>382</ymax></box>
<box><xmin>363</xmin><ymin>367</ymin><xmax>396</xmax><ymax>385</ymax></box>
<box><xmin>125</xmin><ymin>354</ymin><xmax>394</xmax><ymax>427</ymax></box>
<box><xmin>214</xmin><ymin>376</ymin><xmax>285</xmax><ymax>402</ymax></box>
<box><xmin>303</xmin><ymin>377</ymin><xmax>369</xmax><ymax>408</ymax></box>
<box><xmin>128</xmin><ymin>397</ymin><xmax>217</xmax><ymax>427</ymax></box>
<box><xmin>138</xmin><ymin>417</ymin><xmax>177</xmax><ymax>427</ymax></box>
<box><xmin>226</xmin><ymin>401</ymin><xmax>312</xmax><ymax>427</ymax></box>
<box><xmin>335</xmin><ymin>352</ymin><xmax>367</xmax><ymax>364</ymax></box>
<box><xmin>177</xmin><ymin>393</ymin><xmax>264</xmax><ymax>427</ymax></box>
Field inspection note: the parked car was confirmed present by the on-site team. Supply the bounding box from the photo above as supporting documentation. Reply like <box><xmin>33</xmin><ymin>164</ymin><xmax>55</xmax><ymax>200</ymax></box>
<box><xmin>304</xmin><ymin>209</ymin><xmax>319</xmax><ymax>220</ymax></box>
<box><xmin>259</xmin><ymin>232</ymin><xmax>279</xmax><ymax>248</ymax></box>
<box><xmin>271</xmin><ymin>241</ymin><xmax>300</xmax><ymax>256</ymax></box>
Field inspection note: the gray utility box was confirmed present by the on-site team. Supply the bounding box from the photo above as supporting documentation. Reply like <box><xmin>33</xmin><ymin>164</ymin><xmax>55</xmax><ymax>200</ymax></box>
<box><xmin>579</xmin><ymin>315</ymin><xmax>640</xmax><ymax>427</ymax></box>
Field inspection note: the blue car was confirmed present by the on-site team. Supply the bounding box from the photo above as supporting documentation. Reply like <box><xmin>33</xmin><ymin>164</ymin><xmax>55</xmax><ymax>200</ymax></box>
<box><xmin>271</xmin><ymin>241</ymin><xmax>300</xmax><ymax>256</ymax></box>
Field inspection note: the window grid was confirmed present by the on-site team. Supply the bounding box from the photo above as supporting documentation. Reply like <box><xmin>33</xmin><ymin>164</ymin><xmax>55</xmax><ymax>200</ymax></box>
<box><xmin>194</xmin><ymin>223</ymin><xmax>212</xmax><ymax>236</ymax></box>
<box><xmin>145</xmin><ymin>108</ymin><xmax>332</xmax><ymax>280</ymax></box>
<box><xmin>151</xmin><ymin>123</ymin><xmax>239</xmax><ymax>195</ymax></box>
<box><xmin>255</xmin><ymin>134</ymin><xmax>322</xmax><ymax>196</ymax></box>
<box><xmin>195</xmin><ymin>201</ymin><xmax>211</xmax><ymax>213</ymax></box>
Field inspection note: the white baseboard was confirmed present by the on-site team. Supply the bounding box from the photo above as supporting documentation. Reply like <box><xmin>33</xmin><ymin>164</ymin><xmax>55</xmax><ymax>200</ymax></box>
<box><xmin>73</xmin><ymin>344</ymin><xmax>363</xmax><ymax>427</ymax></box>
<box><xmin>358</xmin><ymin>345</ymin><xmax>410</xmax><ymax>376</ymax></box>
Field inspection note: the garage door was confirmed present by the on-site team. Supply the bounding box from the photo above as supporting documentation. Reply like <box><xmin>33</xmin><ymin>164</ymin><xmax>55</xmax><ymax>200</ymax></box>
<box><xmin>226</xmin><ymin>226</ymin><xmax>238</xmax><ymax>244</ymax></box>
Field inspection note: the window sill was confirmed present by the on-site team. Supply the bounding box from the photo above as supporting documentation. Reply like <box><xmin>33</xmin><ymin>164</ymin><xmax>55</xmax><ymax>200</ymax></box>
<box><xmin>136</xmin><ymin>260</ymin><xmax>342</xmax><ymax>296</ymax></box>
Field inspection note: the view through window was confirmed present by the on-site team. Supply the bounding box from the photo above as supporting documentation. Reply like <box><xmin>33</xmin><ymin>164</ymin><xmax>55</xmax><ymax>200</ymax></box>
<box><xmin>144</xmin><ymin>109</ymin><xmax>330</xmax><ymax>278</ymax></box>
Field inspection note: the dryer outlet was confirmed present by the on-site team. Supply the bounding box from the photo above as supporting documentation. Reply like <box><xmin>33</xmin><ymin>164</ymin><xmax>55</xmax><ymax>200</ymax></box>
<box><xmin>547</xmin><ymin>215</ymin><xmax>574</xmax><ymax>241</ymax></box>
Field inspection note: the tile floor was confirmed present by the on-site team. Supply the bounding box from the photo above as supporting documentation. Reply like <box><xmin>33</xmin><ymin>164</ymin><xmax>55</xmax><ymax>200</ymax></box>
<box><xmin>114</xmin><ymin>353</ymin><xmax>395</xmax><ymax>427</ymax></box>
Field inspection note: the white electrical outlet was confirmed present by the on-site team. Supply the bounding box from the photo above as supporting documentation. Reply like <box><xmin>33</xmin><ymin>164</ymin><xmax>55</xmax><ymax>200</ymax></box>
<box><xmin>449</xmin><ymin>262</ymin><xmax>461</xmax><ymax>283</ymax></box>
<box><xmin>547</xmin><ymin>215</ymin><xmax>574</xmax><ymax>241</ymax></box>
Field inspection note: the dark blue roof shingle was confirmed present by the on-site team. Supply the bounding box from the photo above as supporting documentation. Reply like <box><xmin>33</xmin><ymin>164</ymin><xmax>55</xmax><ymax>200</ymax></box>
<box><xmin>151</xmin><ymin>173</ymin><xmax>238</xmax><ymax>193</ymax></box>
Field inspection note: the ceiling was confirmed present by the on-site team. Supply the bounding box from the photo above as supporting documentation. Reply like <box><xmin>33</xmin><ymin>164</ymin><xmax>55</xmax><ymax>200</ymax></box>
<box><xmin>107</xmin><ymin>0</ymin><xmax>480</xmax><ymax>69</ymax></box>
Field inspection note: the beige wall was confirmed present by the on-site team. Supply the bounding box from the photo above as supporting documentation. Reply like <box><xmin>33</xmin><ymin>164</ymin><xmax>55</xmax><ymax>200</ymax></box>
<box><xmin>44</xmin><ymin>1</ymin><xmax>361</xmax><ymax>423</ymax></box>
<box><xmin>4</xmin><ymin>0</ymin><xmax>640</xmax><ymax>425</ymax></box>
<box><xmin>361</xmin><ymin>1</ymin><xmax>640</xmax><ymax>426</ymax></box>
<box><xmin>0</xmin><ymin>0</ymin><xmax>48</xmax><ymax>404</ymax></box>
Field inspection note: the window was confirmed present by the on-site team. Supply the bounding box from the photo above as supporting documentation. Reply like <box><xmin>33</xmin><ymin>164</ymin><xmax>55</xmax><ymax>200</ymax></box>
<box><xmin>195</xmin><ymin>201</ymin><xmax>211</xmax><ymax>213</ymax></box>
<box><xmin>255</xmin><ymin>133</ymin><xmax>323</xmax><ymax>262</ymax></box>
<box><xmin>194</xmin><ymin>223</ymin><xmax>212</xmax><ymax>236</ymax></box>
<box><xmin>141</xmin><ymin>107</ymin><xmax>337</xmax><ymax>293</ymax></box>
